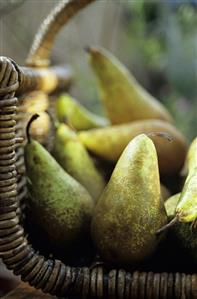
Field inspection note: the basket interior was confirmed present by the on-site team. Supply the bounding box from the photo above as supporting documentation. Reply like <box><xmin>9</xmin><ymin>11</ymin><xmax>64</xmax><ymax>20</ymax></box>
<box><xmin>18</xmin><ymin>94</ymin><xmax>196</xmax><ymax>276</ymax></box>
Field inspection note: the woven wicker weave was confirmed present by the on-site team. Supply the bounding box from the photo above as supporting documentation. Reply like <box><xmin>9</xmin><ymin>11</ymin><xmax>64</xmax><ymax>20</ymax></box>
<box><xmin>0</xmin><ymin>1</ymin><xmax>196</xmax><ymax>298</ymax></box>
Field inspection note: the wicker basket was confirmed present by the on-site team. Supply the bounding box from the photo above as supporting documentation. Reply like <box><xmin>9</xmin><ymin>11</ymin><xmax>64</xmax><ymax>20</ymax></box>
<box><xmin>0</xmin><ymin>0</ymin><xmax>196</xmax><ymax>298</ymax></box>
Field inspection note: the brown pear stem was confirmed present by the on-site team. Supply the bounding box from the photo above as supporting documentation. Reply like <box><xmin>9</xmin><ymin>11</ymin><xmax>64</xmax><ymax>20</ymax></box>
<box><xmin>147</xmin><ymin>132</ymin><xmax>173</xmax><ymax>142</ymax></box>
<box><xmin>84</xmin><ymin>46</ymin><xmax>91</xmax><ymax>53</ymax></box>
<box><xmin>26</xmin><ymin>114</ymin><xmax>40</xmax><ymax>143</ymax></box>
<box><xmin>156</xmin><ymin>216</ymin><xmax>178</xmax><ymax>236</ymax></box>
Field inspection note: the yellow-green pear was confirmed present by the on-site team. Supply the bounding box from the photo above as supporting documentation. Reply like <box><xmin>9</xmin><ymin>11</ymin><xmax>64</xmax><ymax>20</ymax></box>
<box><xmin>157</xmin><ymin>167</ymin><xmax>197</xmax><ymax>235</ymax></box>
<box><xmin>176</xmin><ymin>170</ymin><xmax>197</xmax><ymax>223</ymax></box>
<box><xmin>181</xmin><ymin>137</ymin><xmax>197</xmax><ymax>179</ymax></box>
<box><xmin>175</xmin><ymin>138</ymin><xmax>197</xmax><ymax>223</ymax></box>
<box><xmin>78</xmin><ymin>119</ymin><xmax>187</xmax><ymax>176</ymax></box>
<box><xmin>56</xmin><ymin>93</ymin><xmax>109</xmax><ymax>130</ymax></box>
<box><xmin>160</xmin><ymin>183</ymin><xmax>171</xmax><ymax>201</ymax></box>
<box><xmin>186</xmin><ymin>137</ymin><xmax>197</xmax><ymax>173</ymax></box>
<box><xmin>165</xmin><ymin>193</ymin><xmax>181</xmax><ymax>218</ymax></box>
<box><xmin>165</xmin><ymin>193</ymin><xmax>197</xmax><ymax>262</ymax></box>
<box><xmin>91</xmin><ymin>134</ymin><xmax>167</xmax><ymax>265</ymax></box>
<box><xmin>25</xmin><ymin>115</ymin><xmax>94</xmax><ymax>248</ymax></box>
<box><xmin>87</xmin><ymin>46</ymin><xmax>172</xmax><ymax>124</ymax></box>
<box><xmin>52</xmin><ymin>123</ymin><xmax>105</xmax><ymax>200</ymax></box>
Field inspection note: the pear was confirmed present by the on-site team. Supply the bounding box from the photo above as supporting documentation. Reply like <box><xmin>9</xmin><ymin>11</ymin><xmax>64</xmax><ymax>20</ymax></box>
<box><xmin>160</xmin><ymin>183</ymin><xmax>171</xmax><ymax>201</ymax></box>
<box><xmin>19</xmin><ymin>91</ymin><xmax>51</xmax><ymax>145</ymax></box>
<box><xmin>165</xmin><ymin>193</ymin><xmax>181</xmax><ymax>218</ymax></box>
<box><xmin>52</xmin><ymin>122</ymin><xmax>105</xmax><ymax>200</ymax></box>
<box><xmin>185</xmin><ymin>137</ymin><xmax>197</xmax><ymax>173</ymax></box>
<box><xmin>181</xmin><ymin>137</ymin><xmax>197</xmax><ymax>179</ymax></box>
<box><xmin>165</xmin><ymin>193</ymin><xmax>197</xmax><ymax>262</ymax></box>
<box><xmin>91</xmin><ymin>134</ymin><xmax>167</xmax><ymax>265</ymax></box>
<box><xmin>24</xmin><ymin>115</ymin><xmax>94</xmax><ymax>248</ymax></box>
<box><xmin>176</xmin><ymin>170</ymin><xmax>197</xmax><ymax>223</ymax></box>
<box><xmin>78</xmin><ymin>119</ymin><xmax>187</xmax><ymax>176</ymax></box>
<box><xmin>87</xmin><ymin>46</ymin><xmax>172</xmax><ymax>124</ymax></box>
<box><xmin>175</xmin><ymin>138</ymin><xmax>197</xmax><ymax>223</ymax></box>
<box><xmin>56</xmin><ymin>93</ymin><xmax>109</xmax><ymax>130</ymax></box>
<box><xmin>29</xmin><ymin>111</ymin><xmax>51</xmax><ymax>144</ymax></box>
<box><xmin>157</xmin><ymin>168</ymin><xmax>197</xmax><ymax>235</ymax></box>
<box><xmin>20</xmin><ymin>91</ymin><xmax>49</xmax><ymax>113</ymax></box>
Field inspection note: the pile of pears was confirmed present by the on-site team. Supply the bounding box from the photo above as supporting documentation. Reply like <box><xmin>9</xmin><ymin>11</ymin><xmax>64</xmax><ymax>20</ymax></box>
<box><xmin>24</xmin><ymin>46</ymin><xmax>196</xmax><ymax>269</ymax></box>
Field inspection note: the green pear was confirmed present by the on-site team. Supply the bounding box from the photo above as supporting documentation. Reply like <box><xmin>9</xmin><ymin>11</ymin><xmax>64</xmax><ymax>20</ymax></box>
<box><xmin>175</xmin><ymin>138</ymin><xmax>197</xmax><ymax>223</ymax></box>
<box><xmin>87</xmin><ymin>46</ymin><xmax>172</xmax><ymax>124</ymax></box>
<box><xmin>165</xmin><ymin>193</ymin><xmax>197</xmax><ymax>262</ymax></box>
<box><xmin>181</xmin><ymin>137</ymin><xmax>197</xmax><ymax>179</ymax></box>
<box><xmin>24</xmin><ymin>115</ymin><xmax>94</xmax><ymax>248</ymax></box>
<box><xmin>160</xmin><ymin>183</ymin><xmax>171</xmax><ymax>201</ymax></box>
<box><xmin>78</xmin><ymin>119</ymin><xmax>187</xmax><ymax>176</ymax></box>
<box><xmin>186</xmin><ymin>137</ymin><xmax>197</xmax><ymax>173</ymax></box>
<box><xmin>165</xmin><ymin>193</ymin><xmax>181</xmax><ymax>218</ymax></box>
<box><xmin>91</xmin><ymin>134</ymin><xmax>167</xmax><ymax>265</ymax></box>
<box><xmin>56</xmin><ymin>93</ymin><xmax>109</xmax><ymax>130</ymax></box>
<box><xmin>157</xmin><ymin>168</ymin><xmax>196</xmax><ymax>235</ymax></box>
<box><xmin>52</xmin><ymin>123</ymin><xmax>105</xmax><ymax>200</ymax></box>
<box><xmin>176</xmin><ymin>170</ymin><xmax>197</xmax><ymax>223</ymax></box>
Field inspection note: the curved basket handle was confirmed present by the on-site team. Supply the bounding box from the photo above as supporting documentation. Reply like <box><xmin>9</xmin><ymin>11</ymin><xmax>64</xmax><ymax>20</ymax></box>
<box><xmin>26</xmin><ymin>0</ymin><xmax>96</xmax><ymax>67</ymax></box>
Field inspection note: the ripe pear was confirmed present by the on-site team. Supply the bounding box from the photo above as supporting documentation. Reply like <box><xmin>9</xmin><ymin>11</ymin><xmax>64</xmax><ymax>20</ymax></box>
<box><xmin>160</xmin><ymin>183</ymin><xmax>171</xmax><ymax>201</ymax></box>
<box><xmin>19</xmin><ymin>91</ymin><xmax>51</xmax><ymax>146</ymax></box>
<box><xmin>87</xmin><ymin>46</ymin><xmax>172</xmax><ymax>124</ymax></box>
<box><xmin>91</xmin><ymin>134</ymin><xmax>167</xmax><ymax>265</ymax></box>
<box><xmin>29</xmin><ymin>111</ymin><xmax>51</xmax><ymax>144</ymax></box>
<box><xmin>52</xmin><ymin>123</ymin><xmax>105</xmax><ymax>200</ymax></box>
<box><xmin>20</xmin><ymin>91</ymin><xmax>49</xmax><ymax>113</ymax></box>
<box><xmin>181</xmin><ymin>137</ymin><xmax>197</xmax><ymax>179</ymax></box>
<box><xmin>24</xmin><ymin>115</ymin><xmax>94</xmax><ymax>248</ymax></box>
<box><xmin>176</xmin><ymin>170</ymin><xmax>197</xmax><ymax>223</ymax></box>
<box><xmin>165</xmin><ymin>193</ymin><xmax>197</xmax><ymax>262</ymax></box>
<box><xmin>175</xmin><ymin>138</ymin><xmax>197</xmax><ymax>223</ymax></box>
<box><xmin>78</xmin><ymin>119</ymin><xmax>187</xmax><ymax>176</ymax></box>
<box><xmin>157</xmin><ymin>168</ymin><xmax>196</xmax><ymax>236</ymax></box>
<box><xmin>56</xmin><ymin>93</ymin><xmax>109</xmax><ymax>130</ymax></box>
<box><xmin>165</xmin><ymin>193</ymin><xmax>181</xmax><ymax>218</ymax></box>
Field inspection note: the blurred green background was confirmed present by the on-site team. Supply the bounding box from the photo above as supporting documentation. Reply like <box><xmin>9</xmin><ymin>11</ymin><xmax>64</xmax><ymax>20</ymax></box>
<box><xmin>0</xmin><ymin>0</ymin><xmax>196</xmax><ymax>140</ymax></box>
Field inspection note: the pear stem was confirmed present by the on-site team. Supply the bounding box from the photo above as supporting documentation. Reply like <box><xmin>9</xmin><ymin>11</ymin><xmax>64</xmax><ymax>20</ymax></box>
<box><xmin>156</xmin><ymin>216</ymin><xmax>178</xmax><ymax>236</ymax></box>
<box><xmin>26</xmin><ymin>114</ymin><xmax>39</xmax><ymax>143</ymax></box>
<box><xmin>84</xmin><ymin>46</ymin><xmax>91</xmax><ymax>53</ymax></box>
<box><xmin>46</xmin><ymin>110</ymin><xmax>59</xmax><ymax>131</ymax></box>
<box><xmin>147</xmin><ymin>132</ymin><xmax>173</xmax><ymax>142</ymax></box>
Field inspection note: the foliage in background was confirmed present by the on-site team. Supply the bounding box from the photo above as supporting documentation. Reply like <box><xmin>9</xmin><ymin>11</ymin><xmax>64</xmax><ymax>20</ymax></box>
<box><xmin>0</xmin><ymin>0</ymin><xmax>26</xmax><ymax>16</ymax></box>
<box><xmin>118</xmin><ymin>1</ymin><xmax>197</xmax><ymax>141</ymax></box>
<box><xmin>0</xmin><ymin>0</ymin><xmax>196</xmax><ymax>140</ymax></box>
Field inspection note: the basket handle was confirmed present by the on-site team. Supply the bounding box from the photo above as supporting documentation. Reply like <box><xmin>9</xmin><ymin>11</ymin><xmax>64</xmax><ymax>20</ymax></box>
<box><xmin>26</xmin><ymin>0</ymin><xmax>96</xmax><ymax>67</ymax></box>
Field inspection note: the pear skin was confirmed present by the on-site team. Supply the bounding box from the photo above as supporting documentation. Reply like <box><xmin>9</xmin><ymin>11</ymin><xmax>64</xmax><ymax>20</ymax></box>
<box><xmin>160</xmin><ymin>183</ymin><xmax>171</xmax><ymax>201</ymax></box>
<box><xmin>56</xmin><ymin>93</ymin><xmax>109</xmax><ymax>130</ymax></box>
<box><xmin>165</xmin><ymin>193</ymin><xmax>197</xmax><ymax>262</ymax></box>
<box><xmin>29</xmin><ymin>111</ymin><xmax>51</xmax><ymax>143</ymax></box>
<box><xmin>20</xmin><ymin>91</ymin><xmax>49</xmax><ymax>113</ymax></box>
<box><xmin>176</xmin><ymin>170</ymin><xmax>197</xmax><ymax>223</ymax></box>
<box><xmin>25</xmin><ymin>117</ymin><xmax>94</xmax><ymax>248</ymax></box>
<box><xmin>78</xmin><ymin>119</ymin><xmax>187</xmax><ymax>176</ymax></box>
<box><xmin>175</xmin><ymin>138</ymin><xmax>197</xmax><ymax>223</ymax></box>
<box><xmin>19</xmin><ymin>92</ymin><xmax>51</xmax><ymax>145</ymax></box>
<box><xmin>181</xmin><ymin>137</ymin><xmax>197</xmax><ymax>178</ymax></box>
<box><xmin>186</xmin><ymin>137</ymin><xmax>197</xmax><ymax>173</ymax></box>
<box><xmin>52</xmin><ymin>123</ymin><xmax>105</xmax><ymax>200</ymax></box>
<box><xmin>88</xmin><ymin>46</ymin><xmax>172</xmax><ymax>124</ymax></box>
<box><xmin>91</xmin><ymin>134</ymin><xmax>167</xmax><ymax>265</ymax></box>
<box><xmin>165</xmin><ymin>193</ymin><xmax>181</xmax><ymax>218</ymax></box>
